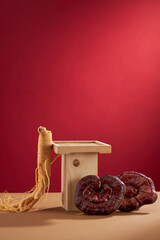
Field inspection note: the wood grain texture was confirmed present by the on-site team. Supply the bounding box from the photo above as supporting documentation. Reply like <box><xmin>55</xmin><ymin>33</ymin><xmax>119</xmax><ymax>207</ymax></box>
<box><xmin>61</xmin><ymin>152</ymin><xmax>98</xmax><ymax>211</ymax></box>
<box><xmin>53</xmin><ymin>141</ymin><xmax>111</xmax><ymax>211</ymax></box>
<box><xmin>52</xmin><ymin>141</ymin><xmax>111</xmax><ymax>154</ymax></box>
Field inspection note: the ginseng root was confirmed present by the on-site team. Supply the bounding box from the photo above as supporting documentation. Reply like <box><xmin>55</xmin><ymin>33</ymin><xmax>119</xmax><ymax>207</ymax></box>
<box><xmin>0</xmin><ymin>126</ymin><xmax>60</xmax><ymax>213</ymax></box>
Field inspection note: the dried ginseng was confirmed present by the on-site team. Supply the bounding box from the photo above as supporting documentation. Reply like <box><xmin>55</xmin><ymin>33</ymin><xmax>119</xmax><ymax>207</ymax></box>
<box><xmin>0</xmin><ymin>126</ymin><xmax>60</xmax><ymax>212</ymax></box>
<box><xmin>118</xmin><ymin>171</ymin><xmax>158</xmax><ymax>212</ymax></box>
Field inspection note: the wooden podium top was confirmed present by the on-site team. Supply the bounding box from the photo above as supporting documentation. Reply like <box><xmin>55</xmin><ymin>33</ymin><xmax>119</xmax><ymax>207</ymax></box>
<box><xmin>52</xmin><ymin>140</ymin><xmax>111</xmax><ymax>154</ymax></box>
<box><xmin>0</xmin><ymin>192</ymin><xmax>160</xmax><ymax>240</ymax></box>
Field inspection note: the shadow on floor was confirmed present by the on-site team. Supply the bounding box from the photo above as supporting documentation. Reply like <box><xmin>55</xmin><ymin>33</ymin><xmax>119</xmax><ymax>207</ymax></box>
<box><xmin>0</xmin><ymin>206</ymin><xmax>149</xmax><ymax>228</ymax></box>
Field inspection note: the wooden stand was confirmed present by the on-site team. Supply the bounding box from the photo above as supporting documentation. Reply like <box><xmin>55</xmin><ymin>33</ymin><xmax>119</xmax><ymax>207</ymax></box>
<box><xmin>52</xmin><ymin>141</ymin><xmax>111</xmax><ymax>211</ymax></box>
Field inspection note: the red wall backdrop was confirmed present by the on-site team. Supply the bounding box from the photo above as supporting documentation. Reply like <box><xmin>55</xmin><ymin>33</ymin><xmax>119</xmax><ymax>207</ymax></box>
<box><xmin>0</xmin><ymin>0</ymin><xmax>160</xmax><ymax>192</ymax></box>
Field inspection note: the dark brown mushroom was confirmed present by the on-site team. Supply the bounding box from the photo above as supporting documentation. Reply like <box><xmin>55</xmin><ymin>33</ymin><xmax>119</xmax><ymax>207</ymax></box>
<box><xmin>118</xmin><ymin>171</ymin><xmax>158</xmax><ymax>212</ymax></box>
<box><xmin>75</xmin><ymin>175</ymin><xmax>125</xmax><ymax>215</ymax></box>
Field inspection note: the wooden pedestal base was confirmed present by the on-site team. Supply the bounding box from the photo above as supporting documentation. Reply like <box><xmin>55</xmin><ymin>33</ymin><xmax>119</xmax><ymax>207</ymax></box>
<box><xmin>61</xmin><ymin>152</ymin><xmax>98</xmax><ymax>211</ymax></box>
<box><xmin>52</xmin><ymin>140</ymin><xmax>111</xmax><ymax>211</ymax></box>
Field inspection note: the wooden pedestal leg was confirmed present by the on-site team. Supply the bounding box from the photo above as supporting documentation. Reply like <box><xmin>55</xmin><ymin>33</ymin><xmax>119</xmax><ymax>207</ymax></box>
<box><xmin>61</xmin><ymin>152</ymin><xmax>98</xmax><ymax>211</ymax></box>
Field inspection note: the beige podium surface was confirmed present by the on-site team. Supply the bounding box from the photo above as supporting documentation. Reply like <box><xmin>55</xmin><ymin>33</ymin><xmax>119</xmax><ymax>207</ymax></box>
<box><xmin>0</xmin><ymin>192</ymin><xmax>160</xmax><ymax>240</ymax></box>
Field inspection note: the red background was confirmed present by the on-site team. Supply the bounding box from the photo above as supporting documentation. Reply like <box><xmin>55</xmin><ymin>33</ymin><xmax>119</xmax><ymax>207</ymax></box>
<box><xmin>0</xmin><ymin>0</ymin><xmax>160</xmax><ymax>192</ymax></box>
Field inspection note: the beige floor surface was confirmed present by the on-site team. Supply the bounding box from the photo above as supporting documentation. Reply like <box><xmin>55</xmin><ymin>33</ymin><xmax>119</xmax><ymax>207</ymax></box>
<box><xmin>0</xmin><ymin>192</ymin><xmax>160</xmax><ymax>240</ymax></box>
